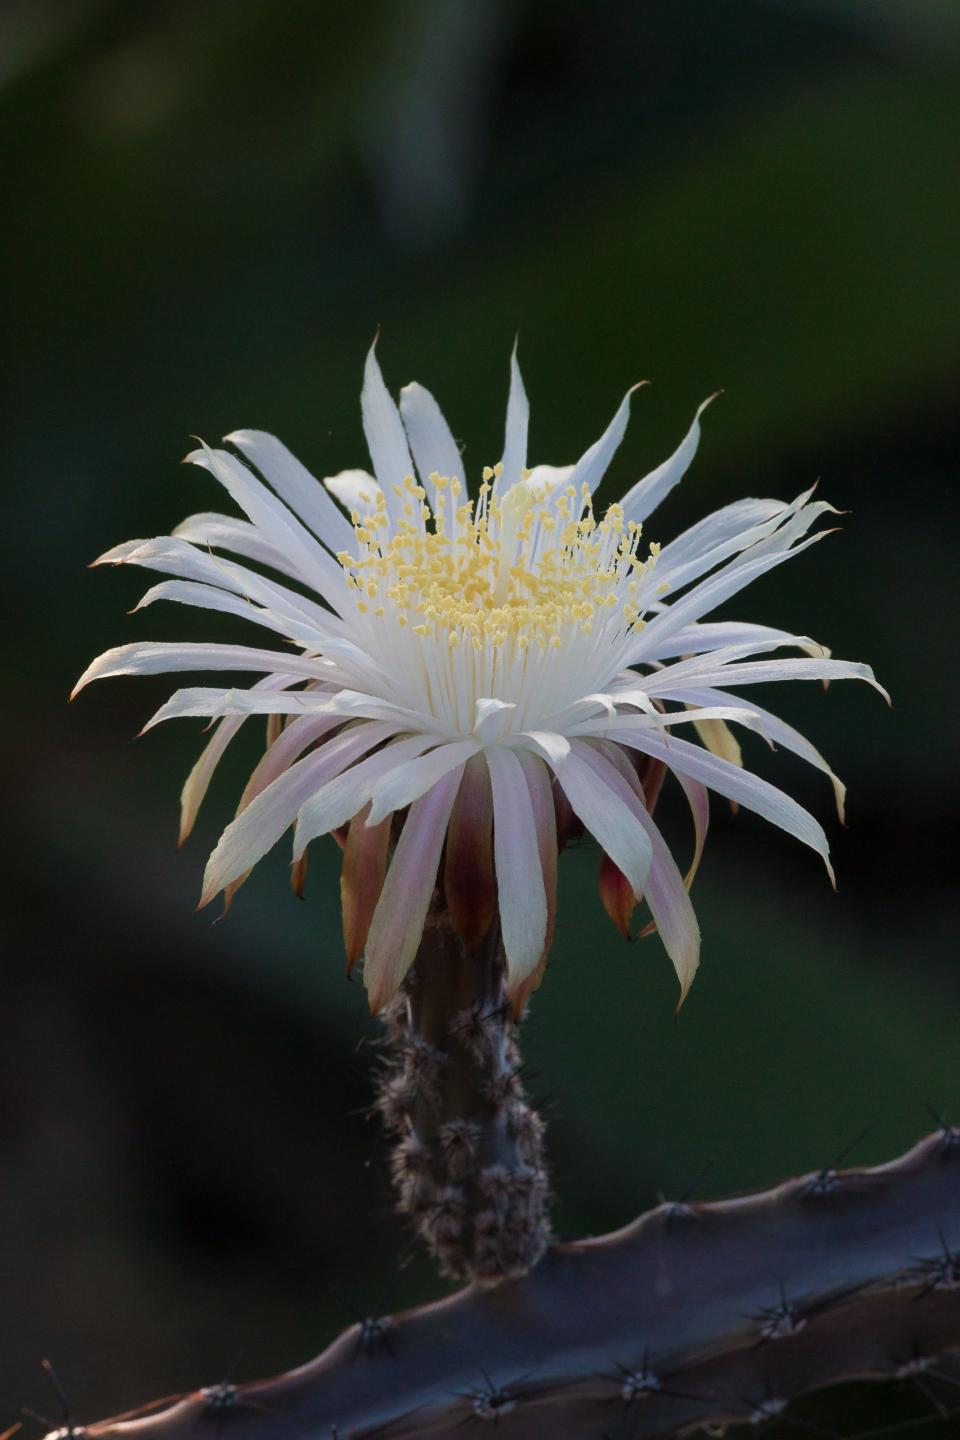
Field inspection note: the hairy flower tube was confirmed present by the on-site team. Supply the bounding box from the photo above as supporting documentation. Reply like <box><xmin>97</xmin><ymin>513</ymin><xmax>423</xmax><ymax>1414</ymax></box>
<box><xmin>74</xmin><ymin>343</ymin><xmax>886</xmax><ymax>1013</ymax></box>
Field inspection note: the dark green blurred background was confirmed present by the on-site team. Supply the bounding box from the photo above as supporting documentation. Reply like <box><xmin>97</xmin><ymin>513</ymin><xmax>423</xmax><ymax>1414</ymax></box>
<box><xmin>3</xmin><ymin>0</ymin><xmax>958</xmax><ymax>1430</ymax></box>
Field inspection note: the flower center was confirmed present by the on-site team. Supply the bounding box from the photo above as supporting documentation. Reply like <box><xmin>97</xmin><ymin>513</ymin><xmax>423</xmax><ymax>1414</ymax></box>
<box><xmin>337</xmin><ymin>468</ymin><xmax>661</xmax><ymax>654</ymax></box>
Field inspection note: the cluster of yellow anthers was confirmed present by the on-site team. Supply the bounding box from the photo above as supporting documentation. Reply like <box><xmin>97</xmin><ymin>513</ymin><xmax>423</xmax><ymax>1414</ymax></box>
<box><xmin>336</xmin><ymin>468</ymin><xmax>666</xmax><ymax>653</ymax></box>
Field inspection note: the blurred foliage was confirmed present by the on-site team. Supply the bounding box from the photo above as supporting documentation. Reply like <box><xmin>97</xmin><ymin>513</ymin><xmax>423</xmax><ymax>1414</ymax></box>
<box><xmin>2</xmin><ymin>1</ymin><xmax>958</xmax><ymax>1434</ymax></box>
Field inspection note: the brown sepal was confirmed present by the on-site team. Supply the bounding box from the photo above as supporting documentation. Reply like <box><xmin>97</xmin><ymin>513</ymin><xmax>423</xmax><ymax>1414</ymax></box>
<box><xmin>443</xmin><ymin>754</ymin><xmax>496</xmax><ymax>949</ymax></box>
<box><xmin>341</xmin><ymin>804</ymin><xmax>392</xmax><ymax>972</ymax></box>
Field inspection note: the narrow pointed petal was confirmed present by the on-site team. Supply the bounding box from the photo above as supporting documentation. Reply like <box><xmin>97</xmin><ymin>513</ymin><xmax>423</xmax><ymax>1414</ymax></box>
<box><xmin>185</xmin><ymin>444</ymin><xmax>349</xmax><ymax>612</ymax></box>
<box><xmin>619</xmin><ymin>394</ymin><xmax>717</xmax><ymax>525</ymax></box>
<box><xmin>646</xmin><ymin>656</ymin><xmax>888</xmax><ymax>701</ymax></box>
<box><xmin>366</xmin><ymin>740</ymin><xmax>480</xmax><ymax>827</ymax></box>
<box><xmin>178</xmin><ymin>674</ymin><xmax>295</xmax><ymax>844</ymax></box>
<box><xmin>499</xmin><ymin>341</ymin><xmax>529</xmax><ymax>491</ymax></box>
<box><xmin>225</xmin><ymin>429</ymin><xmax>356</xmax><ymax>554</ymax></box>
<box><xmin>670</xmin><ymin>684</ymin><xmax>847</xmax><ymax>822</ymax></box>
<box><xmin>363</xmin><ymin>769</ymin><xmax>462</xmax><ymax>1013</ymax></box>
<box><xmin>576</xmin><ymin>741</ymin><xmax>700</xmax><ymax>1004</ymax></box>
<box><xmin>172</xmin><ymin>512</ymin><xmax>303</xmax><ymax>580</ymax></box>
<box><xmin>513</xmin><ymin>749</ymin><xmax>558</xmax><ymax>1010</ymax></box>
<box><xmin>200</xmin><ymin>721</ymin><xmax>395</xmax><ymax>906</ymax></box>
<box><xmin>323</xmin><ymin>469</ymin><xmax>382</xmax><ymax>515</ymax></box>
<box><xmin>486</xmin><ymin>747</ymin><xmax>548</xmax><ymax>991</ymax></box>
<box><xmin>444</xmin><ymin>753</ymin><xmax>496</xmax><ymax>948</ymax></box>
<box><xmin>644</xmin><ymin>621</ymin><xmax>829</xmax><ymax>663</ymax></box>
<box><xmin>603</xmin><ymin>728</ymin><xmax>835</xmax><ymax>884</ymax></box>
<box><xmin>293</xmin><ymin>733</ymin><xmax>440</xmax><ymax>858</ymax></box>
<box><xmin>400</xmin><ymin>381</ymin><xmax>463</xmax><ymax>506</ymax></box>
<box><xmin>569</xmin><ymin>384</ymin><xmax>643</xmax><ymax>497</ymax></box>
<box><xmin>341</xmin><ymin>803</ymin><xmax>392</xmax><ymax>971</ymax></box>
<box><xmin>72</xmin><ymin>642</ymin><xmax>328</xmax><ymax>699</ymax></box>
<box><xmin>547</xmin><ymin>749</ymin><xmax>653</xmax><ymax>899</ymax></box>
<box><xmin>360</xmin><ymin>341</ymin><xmax>416</xmax><ymax>529</ymax></box>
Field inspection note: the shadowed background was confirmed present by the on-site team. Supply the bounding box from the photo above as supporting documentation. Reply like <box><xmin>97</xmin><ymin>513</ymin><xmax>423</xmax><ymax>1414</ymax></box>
<box><xmin>3</xmin><ymin>0</ymin><xmax>958</xmax><ymax>1432</ymax></box>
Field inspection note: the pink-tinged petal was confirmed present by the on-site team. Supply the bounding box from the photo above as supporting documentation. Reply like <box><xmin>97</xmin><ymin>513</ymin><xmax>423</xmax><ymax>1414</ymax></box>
<box><xmin>601</xmin><ymin>727</ymin><xmax>835</xmax><ymax>886</ymax></box>
<box><xmin>486</xmin><ymin>748</ymin><xmax>548</xmax><ymax>993</ymax></box>
<box><xmin>200</xmin><ymin>721</ymin><xmax>396</xmax><ymax>907</ymax></box>
<box><xmin>574</xmin><ymin>741</ymin><xmax>700</xmax><ymax>1006</ymax></box>
<box><xmin>178</xmin><ymin>674</ymin><xmax>296</xmax><ymax>846</ymax></box>
<box><xmin>293</xmin><ymin>733</ymin><xmax>440</xmax><ymax>858</ymax></box>
<box><xmin>513</xmin><ymin>750</ymin><xmax>557</xmax><ymax>1012</ymax></box>
<box><xmin>366</xmin><ymin>740</ymin><xmax>480</xmax><ymax>826</ymax></box>
<box><xmin>444</xmin><ymin>753</ymin><xmax>496</xmax><ymax>949</ymax></box>
<box><xmin>673</xmin><ymin>771</ymin><xmax>710</xmax><ymax>890</ymax></box>
<box><xmin>341</xmin><ymin>803</ymin><xmax>392</xmax><ymax>972</ymax></box>
<box><xmin>224</xmin><ymin>429</ymin><xmax>356</xmax><ymax>555</ymax></box>
<box><xmin>363</xmin><ymin>768</ymin><xmax>462</xmax><ymax>1013</ymax></box>
<box><xmin>671</xmin><ymin>683</ymin><xmax>847</xmax><ymax>822</ymax></box>
<box><xmin>546</xmin><ymin>749</ymin><xmax>653</xmax><ymax>900</ymax></box>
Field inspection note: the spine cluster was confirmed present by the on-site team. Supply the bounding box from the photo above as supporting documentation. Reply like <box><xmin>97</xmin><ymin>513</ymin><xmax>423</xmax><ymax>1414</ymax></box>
<box><xmin>375</xmin><ymin>908</ymin><xmax>549</xmax><ymax>1282</ymax></box>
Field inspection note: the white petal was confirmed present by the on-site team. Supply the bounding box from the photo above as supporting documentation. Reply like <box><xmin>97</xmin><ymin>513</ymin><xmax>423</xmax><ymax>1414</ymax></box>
<box><xmin>132</xmin><ymin>579</ymin><xmax>328</xmax><ymax>651</ymax></box>
<box><xmin>177</xmin><ymin>673</ymin><xmax>295</xmax><ymax>845</ymax></box>
<box><xmin>514</xmin><ymin>730</ymin><xmax>571</xmax><ymax>766</ymax></box>
<box><xmin>323</xmin><ymin>469</ymin><xmax>383</xmax><ymax>515</ymax></box>
<box><xmin>499</xmin><ymin>341</ymin><xmax>530</xmax><ymax>491</ymax></box>
<box><xmin>72</xmin><ymin>642</ymin><xmax>329</xmax><ymax>698</ymax></box>
<box><xmin>474</xmin><ymin>697</ymin><xmax>516</xmax><ymax>743</ymax></box>
<box><xmin>629</xmin><ymin>530</ymin><xmax>829</xmax><ymax>663</ymax></box>
<box><xmin>142</xmin><ymin>685</ymin><xmax>338</xmax><ymax>730</ymax></box>
<box><xmin>645</xmin><ymin>656</ymin><xmax>887</xmax><ymax>700</ymax></box>
<box><xmin>577</xmin><ymin>741</ymin><xmax>700</xmax><ymax>1001</ymax></box>
<box><xmin>642</xmin><ymin>622</ymin><xmax>829</xmax><ymax>663</ymax></box>
<box><xmin>293</xmin><ymin>733</ymin><xmax>440</xmax><ymax>857</ymax></box>
<box><xmin>172</xmin><ymin>512</ymin><xmax>303</xmax><ymax>581</ymax></box>
<box><xmin>654</xmin><ymin>498</ymin><xmax>788</xmax><ymax>572</ymax></box>
<box><xmin>618</xmin><ymin>395</ymin><xmax>716</xmax><ymax>525</ymax></box>
<box><xmin>399</xmin><ymin>381</ymin><xmax>463</xmax><ymax>507</ymax></box>
<box><xmin>363</xmin><ymin>768</ymin><xmax>463</xmax><ymax>1012</ymax></box>
<box><xmin>525</xmin><ymin>463</ymin><xmax>574</xmax><ymax>493</ymax></box>
<box><xmin>200</xmin><ymin>721</ymin><xmax>396</xmax><ymax>904</ymax></box>
<box><xmin>185</xmin><ymin>444</ymin><xmax>350</xmax><ymax>612</ymax></box>
<box><xmin>366</xmin><ymin>739</ymin><xmax>480</xmax><ymax>826</ymax></box>
<box><xmin>665</xmin><ymin>684</ymin><xmax>847</xmax><ymax>820</ymax></box>
<box><xmin>603</xmin><ymin>728</ymin><xmax>834</xmax><ymax>882</ymax></box>
<box><xmin>569</xmin><ymin>384</ymin><xmax>642</xmax><ymax>497</ymax></box>
<box><xmin>486</xmin><ymin>747</ymin><xmax>548</xmax><ymax>988</ymax></box>
<box><xmin>360</xmin><ymin>341</ymin><xmax>416</xmax><ymax>529</ymax></box>
<box><xmin>97</xmin><ymin>534</ymin><xmax>339</xmax><ymax>636</ymax></box>
<box><xmin>225</xmin><ymin>429</ymin><xmax>356</xmax><ymax>554</ymax></box>
<box><xmin>547</xmin><ymin>748</ymin><xmax>653</xmax><ymax>898</ymax></box>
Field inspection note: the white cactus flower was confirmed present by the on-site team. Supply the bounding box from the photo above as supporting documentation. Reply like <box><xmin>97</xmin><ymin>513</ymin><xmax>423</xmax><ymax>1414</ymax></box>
<box><xmin>74</xmin><ymin>343</ymin><xmax>886</xmax><ymax>1012</ymax></box>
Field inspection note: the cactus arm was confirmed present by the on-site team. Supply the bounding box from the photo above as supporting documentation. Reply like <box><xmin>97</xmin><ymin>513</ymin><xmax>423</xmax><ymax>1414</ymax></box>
<box><xmin>82</xmin><ymin>1130</ymin><xmax>960</xmax><ymax>1440</ymax></box>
